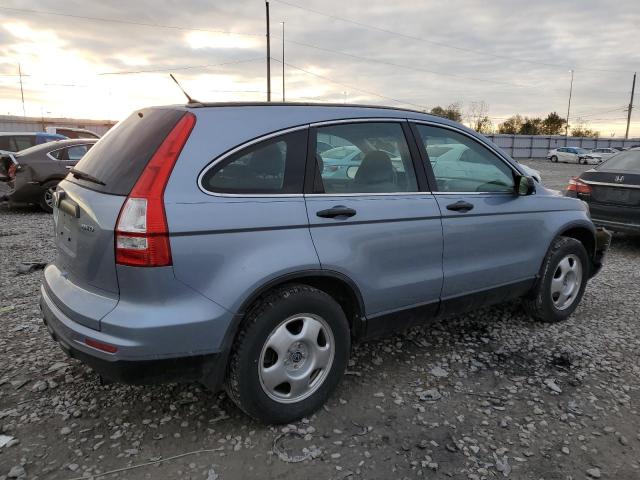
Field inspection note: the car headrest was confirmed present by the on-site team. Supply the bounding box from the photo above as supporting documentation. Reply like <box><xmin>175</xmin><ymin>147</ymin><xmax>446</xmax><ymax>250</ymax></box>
<box><xmin>354</xmin><ymin>150</ymin><xmax>395</xmax><ymax>184</ymax></box>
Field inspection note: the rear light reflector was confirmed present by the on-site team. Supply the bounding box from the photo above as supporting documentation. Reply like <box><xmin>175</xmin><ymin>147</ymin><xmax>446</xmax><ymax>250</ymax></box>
<box><xmin>85</xmin><ymin>338</ymin><xmax>118</xmax><ymax>353</ymax></box>
<box><xmin>566</xmin><ymin>177</ymin><xmax>592</xmax><ymax>194</ymax></box>
<box><xmin>115</xmin><ymin>112</ymin><xmax>196</xmax><ymax>267</ymax></box>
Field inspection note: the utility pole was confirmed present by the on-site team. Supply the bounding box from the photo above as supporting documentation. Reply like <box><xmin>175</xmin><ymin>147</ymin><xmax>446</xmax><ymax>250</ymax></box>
<box><xmin>281</xmin><ymin>22</ymin><xmax>285</xmax><ymax>102</ymax></box>
<box><xmin>265</xmin><ymin>1</ymin><xmax>271</xmax><ymax>102</ymax></box>
<box><xmin>18</xmin><ymin>63</ymin><xmax>25</xmax><ymax>117</ymax></box>
<box><xmin>625</xmin><ymin>72</ymin><xmax>636</xmax><ymax>139</ymax></box>
<box><xmin>565</xmin><ymin>69</ymin><xmax>573</xmax><ymax>137</ymax></box>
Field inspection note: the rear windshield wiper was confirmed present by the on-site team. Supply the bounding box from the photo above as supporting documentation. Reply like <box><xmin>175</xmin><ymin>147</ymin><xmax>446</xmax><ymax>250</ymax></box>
<box><xmin>69</xmin><ymin>168</ymin><xmax>106</xmax><ymax>186</ymax></box>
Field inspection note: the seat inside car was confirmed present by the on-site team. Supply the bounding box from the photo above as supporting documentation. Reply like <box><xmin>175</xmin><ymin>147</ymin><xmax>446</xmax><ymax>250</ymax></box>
<box><xmin>353</xmin><ymin>150</ymin><xmax>396</xmax><ymax>192</ymax></box>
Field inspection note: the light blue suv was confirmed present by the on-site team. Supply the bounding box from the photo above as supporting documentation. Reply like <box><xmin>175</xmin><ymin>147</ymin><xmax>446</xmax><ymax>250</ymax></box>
<box><xmin>40</xmin><ymin>103</ymin><xmax>610</xmax><ymax>423</ymax></box>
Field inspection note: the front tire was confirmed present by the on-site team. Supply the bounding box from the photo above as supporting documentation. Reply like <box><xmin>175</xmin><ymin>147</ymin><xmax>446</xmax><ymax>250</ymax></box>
<box><xmin>225</xmin><ymin>284</ymin><xmax>350</xmax><ymax>424</ymax></box>
<box><xmin>550</xmin><ymin>155</ymin><xmax>558</xmax><ymax>163</ymax></box>
<box><xmin>523</xmin><ymin>237</ymin><xmax>589</xmax><ymax>323</ymax></box>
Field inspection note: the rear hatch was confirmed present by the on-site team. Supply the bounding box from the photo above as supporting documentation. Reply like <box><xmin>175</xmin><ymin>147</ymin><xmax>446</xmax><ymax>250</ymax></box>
<box><xmin>582</xmin><ymin>170</ymin><xmax>640</xmax><ymax>206</ymax></box>
<box><xmin>581</xmin><ymin>169</ymin><xmax>640</xmax><ymax>223</ymax></box>
<box><xmin>49</xmin><ymin>107</ymin><xmax>187</xmax><ymax>325</ymax></box>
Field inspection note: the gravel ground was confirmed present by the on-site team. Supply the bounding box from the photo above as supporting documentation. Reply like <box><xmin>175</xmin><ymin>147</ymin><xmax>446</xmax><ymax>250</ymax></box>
<box><xmin>1</xmin><ymin>160</ymin><xmax>639</xmax><ymax>480</ymax></box>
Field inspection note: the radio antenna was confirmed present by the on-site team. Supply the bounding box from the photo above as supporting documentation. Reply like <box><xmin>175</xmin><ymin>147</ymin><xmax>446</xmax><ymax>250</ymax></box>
<box><xmin>169</xmin><ymin>74</ymin><xmax>200</xmax><ymax>105</ymax></box>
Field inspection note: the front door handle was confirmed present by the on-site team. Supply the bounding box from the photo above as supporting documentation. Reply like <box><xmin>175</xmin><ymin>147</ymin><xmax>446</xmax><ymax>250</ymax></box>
<box><xmin>316</xmin><ymin>205</ymin><xmax>357</xmax><ymax>219</ymax></box>
<box><xmin>446</xmin><ymin>200</ymin><xmax>474</xmax><ymax>212</ymax></box>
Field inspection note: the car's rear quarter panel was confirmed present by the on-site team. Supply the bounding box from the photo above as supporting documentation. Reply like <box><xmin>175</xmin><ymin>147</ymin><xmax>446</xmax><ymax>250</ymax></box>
<box><xmin>164</xmin><ymin>107</ymin><xmax>338</xmax><ymax>313</ymax></box>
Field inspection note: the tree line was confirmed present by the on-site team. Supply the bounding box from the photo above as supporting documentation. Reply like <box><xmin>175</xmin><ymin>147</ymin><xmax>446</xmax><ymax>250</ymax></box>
<box><xmin>428</xmin><ymin>103</ymin><xmax>601</xmax><ymax>138</ymax></box>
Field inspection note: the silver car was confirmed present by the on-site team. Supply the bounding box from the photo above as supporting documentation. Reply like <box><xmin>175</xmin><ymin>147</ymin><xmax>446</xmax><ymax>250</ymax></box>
<box><xmin>41</xmin><ymin>103</ymin><xmax>610</xmax><ymax>423</ymax></box>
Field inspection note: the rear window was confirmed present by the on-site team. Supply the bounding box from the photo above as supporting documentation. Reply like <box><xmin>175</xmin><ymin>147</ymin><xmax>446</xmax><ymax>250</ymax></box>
<box><xmin>597</xmin><ymin>149</ymin><xmax>640</xmax><ymax>172</ymax></box>
<box><xmin>68</xmin><ymin>108</ymin><xmax>185</xmax><ymax>195</ymax></box>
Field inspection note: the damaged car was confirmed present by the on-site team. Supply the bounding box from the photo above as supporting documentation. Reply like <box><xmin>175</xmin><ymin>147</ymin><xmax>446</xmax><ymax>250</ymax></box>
<box><xmin>1</xmin><ymin>138</ymin><xmax>97</xmax><ymax>212</ymax></box>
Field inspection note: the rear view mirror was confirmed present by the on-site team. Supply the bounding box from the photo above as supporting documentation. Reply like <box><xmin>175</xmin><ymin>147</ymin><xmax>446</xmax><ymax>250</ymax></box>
<box><xmin>517</xmin><ymin>175</ymin><xmax>536</xmax><ymax>196</ymax></box>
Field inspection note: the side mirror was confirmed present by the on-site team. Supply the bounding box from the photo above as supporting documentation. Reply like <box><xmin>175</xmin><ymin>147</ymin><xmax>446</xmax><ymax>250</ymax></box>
<box><xmin>516</xmin><ymin>175</ymin><xmax>536</xmax><ymax>196</ymax></box>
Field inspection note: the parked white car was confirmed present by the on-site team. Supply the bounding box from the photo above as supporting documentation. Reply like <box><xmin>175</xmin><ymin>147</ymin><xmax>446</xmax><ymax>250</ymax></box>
<box><xmin>590</xmin><ymin>148</ymin><xmax>617</xmax><ymax>160</ymax></box>
<box><xmin>518</xmin><ymin>163</ymin><xmax>542</xmax><ymax>184</ymax></box>
<box><xmin>547</xmin><ymin>147</ymin><xmax>602</xmax><ymax>164</ymax></box>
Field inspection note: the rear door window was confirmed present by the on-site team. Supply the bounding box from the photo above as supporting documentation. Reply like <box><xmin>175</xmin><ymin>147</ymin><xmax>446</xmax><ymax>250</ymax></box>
<box><xmin>311</xmin><ymin>122</ymin><xmax>419</xmax><ymax>194</ymax></box>
<box><xmin>68</xmin><ymin>108</ymin><xmax>186</xmax><ymax>195</ymax></box>
<box><xmin>200</xmin><ymin>129</ymin><xmax>307</xmax><ymax>194</ymax></box>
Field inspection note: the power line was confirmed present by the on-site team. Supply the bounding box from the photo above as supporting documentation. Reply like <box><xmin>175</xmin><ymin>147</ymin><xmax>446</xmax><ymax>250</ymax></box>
<box><xmin>98</xmin><ymin>57</ymin><xmax>263</xmax><ymax>75</ymax></box>
<box><xmin>0</xmin><ymin>5</ymin><xmax>262</xmax><ymax>37</ymax></box>
<box><xmin>275</xmin><ymin>35</ymin><xmax>534</xmax><ymax>89</ymax></box>
<box><xmin>272</xmin><ymin>57</ymin><xmax>428</xmax><ymax>111</ymax></box>
<box><xmin>271</xmin><ymin>0</ymin><xmax>636</xmax><ymax>74</ymax></box>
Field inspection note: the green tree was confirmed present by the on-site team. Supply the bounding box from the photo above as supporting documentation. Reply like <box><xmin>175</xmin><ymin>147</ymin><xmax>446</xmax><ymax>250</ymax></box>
<box><xmin>497</xmin><ymin>115</ymin><xmax>524</xmax><ymax>134</ymax></box>
<box><xmin>541</xmin><ymin>112</ymin><xmax>566</xmax><ymax>135</ymax></box>
<box><xmin>430</xmin><ymin>103</ymin><xmax>462</xmax><ymax>122</ymax></box>
<box><xmin>520</xmin><ymin>117</ymin><xmax>543</xmax><ymax>135</ymax></box>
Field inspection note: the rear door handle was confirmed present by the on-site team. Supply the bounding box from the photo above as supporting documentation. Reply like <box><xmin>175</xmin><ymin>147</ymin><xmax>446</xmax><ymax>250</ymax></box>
<box><xmin>316</xmin><ymin>205</ymin><xmax>357</xmax><ymax>219</ymax></box>
<box><xmin>446</xmin><ymin>200</ymin><xmax>474</xmax><ymax>212</ymax></box>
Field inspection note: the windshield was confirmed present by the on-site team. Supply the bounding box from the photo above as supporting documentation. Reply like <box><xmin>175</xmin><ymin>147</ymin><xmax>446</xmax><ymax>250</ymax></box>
<box><xmin>597</xmin><ymin>149</ymin><xmax>640</xmax><ymax>171</ymax></box>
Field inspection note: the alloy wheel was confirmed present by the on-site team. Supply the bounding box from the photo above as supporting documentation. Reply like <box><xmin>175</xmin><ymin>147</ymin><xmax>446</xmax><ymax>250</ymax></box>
<box><xmin>258</xmin><ymin>314</ymin><xmax>335</xmax><ymax>403</ymax></box>
<box><xmin>550</xmin><ymin>254</ymin><xmax>583</xmax><ymax>310</ymax></box>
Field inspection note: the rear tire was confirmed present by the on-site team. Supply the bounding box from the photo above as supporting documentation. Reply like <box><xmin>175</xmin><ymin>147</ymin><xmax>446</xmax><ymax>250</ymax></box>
<box><xmin>523</xmin><ymin>237</ymin><xmax>589</xmax><ymax>323</ymax></box>
<box><xmin>39</xmin><ymin>180</ymin><xmax>58</xmax><ymax>213</ymax></box>
<box><xmin>225</xmin><ymin>284</ymin><xmax>350</xmax><ymax>424</ymax></box>
<box><xmin>550</xmin><ymin>155</ymin><xmax>558</xmax><ymax>163</ymax></box>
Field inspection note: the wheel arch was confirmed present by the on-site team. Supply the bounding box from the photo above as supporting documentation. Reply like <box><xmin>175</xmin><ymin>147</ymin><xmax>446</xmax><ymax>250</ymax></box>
<box><xmin>40</xmin><ymin>175</ymin><xmax>65</xmax><ymax>186</ymax></box>
<box><xmin>557</xmin><ymin>222</ymin><xmax>596</xmax><ymax>259</ymax></box>
<box><xmin>534</xmin><ymin>221</ymin><xmax>596</xmax><ymax>281</ymax></box>
<box><xmin>219</xmin><ymin>270</ymin><xmax>367</xmax><ymax>357</ymax></box>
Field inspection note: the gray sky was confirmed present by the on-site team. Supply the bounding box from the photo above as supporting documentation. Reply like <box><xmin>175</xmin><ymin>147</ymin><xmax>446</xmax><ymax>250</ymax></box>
<box><xmin>0</xmin><ymin>0</ymin><xmax>638</xmax><ymax>136</ymax></box>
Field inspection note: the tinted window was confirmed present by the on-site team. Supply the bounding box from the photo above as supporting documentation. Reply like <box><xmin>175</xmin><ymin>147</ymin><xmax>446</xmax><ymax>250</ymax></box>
<box><xmin>312</xmin><ymin>122</ymin><xmax>418</xmax><ymax>194</ymax></box>
<box><xmin>69</xmin><ymin>108</ymin><xmax>185</xmax><ymax>195</ymax></box>
<box><xmin>415</xmin><ymin>124</ymin><xmax>515</xmax><ymax>193</ymax></box>
<box><xmin>66</xmin><ymin>144</ymin><xmax>91</xmax><ymax>161</ymax></box>
<box><xmin>0</xmin><ymin>136</ymin><xmax>10</xmax><ymax>151</ymax></box>
<box><xmin>13</xmin><ymin>136</ymin><xmax>36</xmax><ymax>151</ymax></box>
<box><xmin>597</xmin><ymin>150</ymin><xmax>640</xmax><ymax>172</ymax></box>
<box><xmin>201</xmin><ymin>130</ymin><xmax>307</xmax><ymax>194</ymax></box>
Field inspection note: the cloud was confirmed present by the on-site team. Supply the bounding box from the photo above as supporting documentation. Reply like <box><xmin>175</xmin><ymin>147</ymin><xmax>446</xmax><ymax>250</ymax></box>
<box><xmin>0</xmin><ymin>0</ymin><xmax>637</xmax><ymax>135</ymax></box>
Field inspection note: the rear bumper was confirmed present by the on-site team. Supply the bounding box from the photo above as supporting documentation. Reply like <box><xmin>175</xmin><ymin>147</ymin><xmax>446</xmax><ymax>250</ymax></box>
<box><xmin>592</xmin><ymin>218</ymin><xmax>640</xmax><ymax>234</ymax></box>
<box><xmin>40</xmin><ymin>267</ymin><xmax>234</xmax><ymax>390</ymax></box>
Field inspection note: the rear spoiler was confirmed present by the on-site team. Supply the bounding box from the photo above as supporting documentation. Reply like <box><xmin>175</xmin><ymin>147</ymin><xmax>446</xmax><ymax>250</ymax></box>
<box><xmin>0</xmin><ymin>151</ymin><xmax>18</xmax><ymax>182</ymax></box>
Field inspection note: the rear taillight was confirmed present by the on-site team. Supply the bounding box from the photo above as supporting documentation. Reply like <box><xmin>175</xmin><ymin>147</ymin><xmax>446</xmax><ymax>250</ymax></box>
<box><xmin>115</xmin><ymin>112</ymin><xmax>196</xmax><ymax>267</ymax></box>
<box><xmin>8</xmin><ymin>163</ymin><xmax>17</xmax><ymax>178</ymax></box>
<box><xmin>566</xmin><ymin>177</ymin><xmax>592</xmax><ymax>195</ymax></box>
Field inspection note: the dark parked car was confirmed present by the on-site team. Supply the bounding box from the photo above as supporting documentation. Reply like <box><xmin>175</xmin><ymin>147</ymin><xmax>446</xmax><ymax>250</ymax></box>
<box><xmin>1</xmin><ymin>138</ymin><xmax>97</xmax><ymax>212</ymax></box>
<box><xmin>565</xmin><ymin>148</ymin><xmax>640</xmax><ymax>233</ymax></box>
<box><xmin>0</xmin><ymin>132</ymin><xmax>66</xmax><ymax>152</ymax></box>
<box><xmin>46</xmin><ymin>127</ymin><xmax>101</xmax><ymax>139</ymax></box>
<box><xmin>41</xmin><ymin>103</ymin><xmax>609</xmax><ymax>424</ymax></box>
